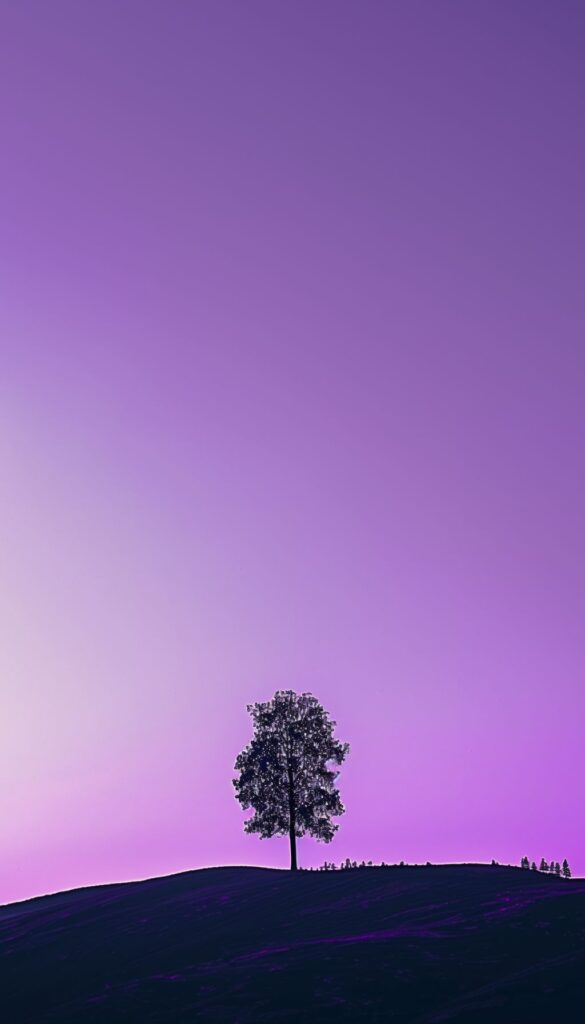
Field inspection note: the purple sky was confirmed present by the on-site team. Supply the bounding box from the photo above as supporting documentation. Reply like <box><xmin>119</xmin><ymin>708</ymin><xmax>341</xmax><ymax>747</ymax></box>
<box><xmin>2</xmin><ymin>1</ymin><xmax>584</xmax><ymax>903</ymax></box>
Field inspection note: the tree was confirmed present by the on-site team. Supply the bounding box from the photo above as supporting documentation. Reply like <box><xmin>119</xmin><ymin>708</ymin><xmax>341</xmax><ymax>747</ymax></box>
<box><xmin>540</xmin><ymin>858</ymin><xmax>549</xmax><ymax>872</ymax></box>
<box><xmin>233</xmin><ymin>690</ymin><xmax>349</xmax><ymax>871</ymax></box>
<box><xmin>553</xmin><ymin>861</ymin><xmax>561</xmax><ymax>876</ymax></box>
<box><xmin>520</xmin><ymin>856</ymin><xmax>530</xmax><ymax>869</ymax></box>
<box><xmin>562</xmin><ymin>859</ymin><xmax>571</xmax><ymax>878</ymax></box>
<box><xmin>531</xmin><ymin>861</ymin><xmax>537</xmax><ymax>870</ymax></box>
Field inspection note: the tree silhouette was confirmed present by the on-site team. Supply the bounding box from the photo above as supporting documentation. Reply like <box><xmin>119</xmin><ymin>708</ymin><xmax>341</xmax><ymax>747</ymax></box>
<box><xmin>540</xmin><ymin>858</ymin><xmax>549</xmax><ymax>872</ymax></box>
<box><xmin>520</xmin><ymin>856</ymin><xmax>530</xmax><ymax>869</ymax></box>
<box><xmin>562</xmin><ymin>859</ymin><xmax>571</xmax><ymax>878</ymax></box>
<box><xmin>233</xmin><ymin>690</ymin><xmax>349</xmax><ymax>871</ymax></box>
<box><xmin>531</xmin><ymin>861</ymin><xmax>537</xmax><ymax>870</ymax></box>
<box><xmin>553</xmin><ymin>861</ymin><xmax>561</xmax><ymax>876</ymax></box>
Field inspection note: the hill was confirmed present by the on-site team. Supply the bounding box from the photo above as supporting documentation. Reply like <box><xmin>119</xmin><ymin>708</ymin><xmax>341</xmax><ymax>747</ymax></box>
<box><xmin>1</xmin><ymin>864</ymin><xmax>584</xmax><ymax>1022</ymax></box>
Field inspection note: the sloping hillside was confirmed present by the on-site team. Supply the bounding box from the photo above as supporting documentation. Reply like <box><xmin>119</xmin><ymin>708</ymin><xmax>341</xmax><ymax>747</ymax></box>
<box><xmin>2</xmin><ymin>864</ymin><xmax>584</xmax><ymax>1022</ymax></box>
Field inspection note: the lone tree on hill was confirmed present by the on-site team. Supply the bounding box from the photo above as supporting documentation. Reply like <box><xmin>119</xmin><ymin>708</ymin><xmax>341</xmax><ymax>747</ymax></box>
<box><xmin>233</xmin><ymin>690</ymin><xmax>349</xmax><ymax>871</ymax></box>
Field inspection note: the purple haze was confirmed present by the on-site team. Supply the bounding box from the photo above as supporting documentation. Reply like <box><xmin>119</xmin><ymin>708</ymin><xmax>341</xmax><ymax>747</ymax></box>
<box><xmin>1</xmin><ymin>1</ymin><xmax>584</xmax><ymax>902</ymax></box>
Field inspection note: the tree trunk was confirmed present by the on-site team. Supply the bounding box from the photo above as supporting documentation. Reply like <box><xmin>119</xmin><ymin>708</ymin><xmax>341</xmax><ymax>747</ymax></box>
<box><xmin>289</xmin><ymin>823</ymin><xmax>297</xmax><ymax>871</ymax></box>
<box><xmin>287</xmin><ymin>765</ymin><xmax>298</xmax><ymax>871</ymax></box>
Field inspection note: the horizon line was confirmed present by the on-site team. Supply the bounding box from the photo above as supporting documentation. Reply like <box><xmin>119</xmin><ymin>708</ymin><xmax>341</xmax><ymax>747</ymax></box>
<box><xmin>3</xmin><ymin>859</ymin><xmax>579</xmax><ymax>910</ymax></box>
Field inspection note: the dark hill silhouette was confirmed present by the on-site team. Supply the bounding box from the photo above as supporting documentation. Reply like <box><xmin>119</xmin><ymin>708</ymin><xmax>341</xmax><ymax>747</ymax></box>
<box><xmin>2</xmin><ymin>865</ymin><xmax>584</xmax><ymax>1022</ymax></box>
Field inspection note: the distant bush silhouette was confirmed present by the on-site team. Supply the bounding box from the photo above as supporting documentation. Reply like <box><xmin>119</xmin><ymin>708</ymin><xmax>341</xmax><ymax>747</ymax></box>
<box><xmin>313</xmin><ymin>857</ymin><xmax>575</xmax><ymax>875</ymax></box>
<box><xmin>318</xmin><ymin>859</ymin><xmax>382</xmax><ymax>871</ymax></box>
<box><xmin>521</xmin><ymin>856</ymin><xmax>572</xmax><ymax>877</ymax></box>
<box><xmin>233</xmin><ymin>690</ymin><xmax>348</xmax><ymax>871</ymax></box>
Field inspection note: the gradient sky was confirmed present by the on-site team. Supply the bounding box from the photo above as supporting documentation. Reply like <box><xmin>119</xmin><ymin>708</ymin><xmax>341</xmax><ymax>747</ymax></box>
<box><xmin>2</xmin><ymin>1</ymin><xmax>584</xmax><ymax>903</ymax></box>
